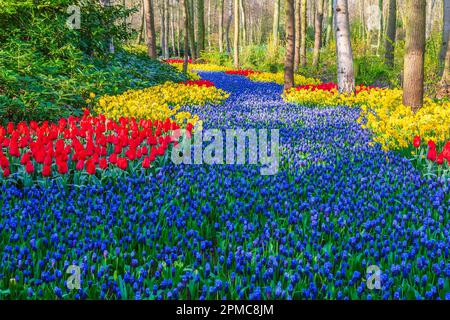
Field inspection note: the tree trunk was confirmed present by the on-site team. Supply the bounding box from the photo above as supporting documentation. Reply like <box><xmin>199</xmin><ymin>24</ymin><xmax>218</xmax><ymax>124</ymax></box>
<box><xmin>300</xmin><ymin>0</ymin><xmax>307</xmax><ymax>67</ymax></box>
<box><xmin>325</xmin><ymin>0</ymin><xmax>334</xmax><ymax>45</ymax></box>
<box><xmin>233</xmin><ymin>0</ymin><xmax>240</xmax><ymax>68</ymax></box>
<box><xmin>197</xmin><ymin>0</ymin><xmax>206</xmax><ymax>54</ymax></box>
<box><xmin>186</xmin><ymin>0</ymin><xmax>197</xmax><ymax>59</ymax></box>
<box><xmin>402</xmin><ymin>0</ymin><xmax>426</xmax><ymax>112</ymax></box>
<box><xmin>219</xmin><ymin>0</ymin><xmax>224</xmax><ymax>52</ymax></box>
<box><xmin>438</xmin><ymin>33</ymin><xmax>450</xmax><ymax>99</ymax></box>
<box><xmin>183</xmin><ymin>0</ymin><xmax>190</xmax><ymax>73</ymax></box>
<box><xmin>376</xmin><ymin>0</ymin><xmax>384</xmax><ymax>54</ymax></box>
<box><xmin>100</xmin><ymin>0</ymin><xmax>115</xmax><ymax>54</ymax></box>
<box><xmin>284</xmin><ymin>0</ymin><xmax>296</xmax><ymax>90</ymax></box>
<box><xmin>240</xmin><ymin>0</ymin><xmax>247</xmax><ymax>46</ymax></box>
<box><xmin>426</xmin><ymin>0</ymin><xmax>437</xmax><ymax>39</ymax></box>
<box><xmin>312</xmin><ymin>0</ymin><xmax>324</xmax><ymax>67</ymax></box>
<box><xmin>160</xmin><ymin>2</ymin><xmax>166</xmax><ymax>57</ymax></box>
<box><xmin>165</xmin><ymin>0</ymin><xmax>170</xmax><ymax>58</ymax></box>
<box><xmin>207</xmin><ymin>0</ymin><xmax>212</xmax><ymax>49</ymax></box>
<box><xmin>177</xmin><ymin>0</ymin><xmax>182</xmax><ymax>56</ymax></box>
<box><xmin>440</xmin><ymin>0</ymin><xmax>450</xmax><ymax>64</ymax></box>
<box><xmin>170</xmin><ymin>1</ymin><xmax>177</xmax><ymax>56</ymax></box>
<box><xmin>226</xmin><ymin>0</ymin><xmax>233</xmax><ymax>54</ymax></box>
<box><xmin>137</xmin><ymin>0</ymin><xmax>145</xmax><ymax>44</ymax></box>
<box><xmin>273</xmin><ymin>0</ymin><xmax>280</xmax><ymax>46</ymax></box>
<box><xmin>335</xmin><ymin>0</ymin><xmax>355</xmax><ymax>94</ymax></box>
<box><xmin>294</xmin><ymin>0</ymin><xmax>301</xmax><ymax>71</ymax></box>
<box><xmin>384</xmin><ymin>0</ymin><xmax>396</xmax><ymax>66</ymax></box>
<box><xmin>143</xmin><ymin>0</ymin><xmax>157</xmax><ymax>58</ymax></box>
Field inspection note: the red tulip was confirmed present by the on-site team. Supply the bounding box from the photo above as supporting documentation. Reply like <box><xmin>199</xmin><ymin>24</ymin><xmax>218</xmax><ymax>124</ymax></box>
<box><xmin>427</xmin><ymin>147</ymin><xmax>437</xmax><ymax>162</ymax></box>
<box><xmin>42</xmin><ymin>165</ymin><xmax>51</xmax><ymax>177</ymax></box>
<box><xmin>25</xmin><ymin>161</ymin><xmax>34</xmax><ymax>174</ymax></box>
<box><xmin>117</xmin><ymin>157</ymin><xmax>128</xmax><ymax>170</ymax></box>
<box><xmin>86</xmin><ymin>159</ymin><xmax>96</xmax><ymax>175</ymax></box>
<box><xmin>142</xmin><ymin>156</ymin><xmax>151</xmax><ymax>169</ymax></box>
<box><xmin>413</xmin><ymin>136</ymin><xmax>421</xmax><ymax>148</ymax></box>
<box><xmin>57</xmin><ymin>162</ymin><xmax>68</xmax><ymax>174</ymax></box>
<box><xmin>109</xmin><ymin>153</ymin><xmax>117</xmax><ymax>164</ymax></box>
<box><xmin>428</xmin><ymin>140</ymin><xmax>436</xmax><ymax>149</ymax></box>
<box><xmin>437</xmin><ymin>153</ymin><xmax>444</xmax><ymax>165</ymax></box>
<box><xmin>76</xmin><ymin>160</ymin><xmax>84</xmax><ymax>171</ymax></box>
<box><xmin>3</xmin><ymin>167</ymin><xmax>10</xmax><ymax>177</ymax></box>
<box><xmin>99</xmin><ymin>158</ymin><xmax>108</xmax><ymax>169</ymax></box>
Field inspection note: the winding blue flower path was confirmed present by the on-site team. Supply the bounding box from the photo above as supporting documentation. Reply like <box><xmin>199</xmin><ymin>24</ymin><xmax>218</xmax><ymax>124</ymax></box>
<box><xmin>1</xmin><ymin>72</ymin><xmax>449</xmax><ymax>300</ymax></box>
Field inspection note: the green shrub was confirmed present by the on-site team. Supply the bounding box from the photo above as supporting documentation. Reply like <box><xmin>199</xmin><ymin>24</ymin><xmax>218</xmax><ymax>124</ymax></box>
<box><xmin>0</xmin><ymin>0</ymin><xmax>187</xmax><ymax>123</ymax></box>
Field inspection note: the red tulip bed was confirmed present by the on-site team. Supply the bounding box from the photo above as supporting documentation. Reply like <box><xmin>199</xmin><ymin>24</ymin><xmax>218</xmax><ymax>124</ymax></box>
<box><xmin>182</xmin><ymin>79</ymin><xmax>216</xmax><ymax>87</ymax></box>
<box><xmin>224</xmin><ymin>69</ymin><xmax>261</xmax><ymax>77</ymax></box>
<box><xmin>163</xmin><ymin>59</ymin><xmax>193</xmax><ymax>64</ymax></box>
<box><xmin>0</xmin><ymin>110</ymin><xmax>191</xmax><ymax>183</ymax></box>
<box><xmin>295</xmin><ymin>82</ymin><xmax>376</xmax><ymax>94</ymax></box>
<box><xmin>414</xmin><ymin>137</ymin><xmax>450</xmax><ymax>167</ymax></box>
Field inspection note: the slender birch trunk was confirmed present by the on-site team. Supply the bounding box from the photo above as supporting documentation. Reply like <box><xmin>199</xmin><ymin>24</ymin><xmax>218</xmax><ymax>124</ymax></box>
<box><xmin>219</xmin><ymin>0</ymin><xmax>224</xmax><ymax>52</ymax></box>
<box><xmin>284</xmin><ymin>0</ymin><xmax>296</xmax><ymax>90</ymax></box>
<box><xmin>294</xmin><ymin>0</ymin><xmax>301</xmax><ymax>71</ymax></box>
<box><xmin>183</xmin><ymin>0</ymin><xmax>190</xmax><ymax>73</ymax></box>
<box><xmin>335</xmin><ymin>0</ymin><xmax>355</xmax><ymax>94</ymax></box>
<box><xmin>233</xmin><ymin>0</ymin><xmax>240</xmax><ymax>68</ymax></box>
<box><xmin>300</xmin><ymin>0</ymin><xmax>307</xmax><ymax>67</ymax></box>
<box><xmin>273</xmin><ymin>0</ymin><xmax>280</xmax><ymax>46</ymax></box>
<box><xmin>312</xmin><ymin>0</ymin><xmax>324</xmax><ymax>67</ymax></box>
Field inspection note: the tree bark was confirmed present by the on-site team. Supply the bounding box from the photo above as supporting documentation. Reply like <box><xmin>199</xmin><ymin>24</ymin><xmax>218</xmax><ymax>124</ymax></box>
<box><xmin>384</xmin><ymin>0</ymin><xmax>396</xmax><ymax>66</ymax></box>
<box><xmin>294</xmin><ymin>0</ymin><xmax>301</xmax><ymax>71</ymax></box>
<box><xmin>335</xmin><ymin>0</ymin><xmax>355</xmax><ymax>94</ymax></box>
<box><xmin>312</xmin><ymin>0</ymin><xmax>324</xmax><ymax>67</ymax></box>
<box><xmin>273</xmin><ymin>0</ymin><xmax>280</xmax><ymax>46</ymax></box>
<box><xmin>183</xmin><ymin>0</ymin><xmax>190</xmax><ymax>73</ymax></box>
<box><xmin>233</xmin><ymin>0</ymin><xmax>240</xmax><ymax>68</ymax></box>
<box><xmin>426</xmin><ymin>0</ymin><xmax>437</xmax><ymax>39</ymax></box>
<box><xmin>100</xmin><ymin>0</ymin><xmax>115</xmax><ymax>54</ymax></box>
<box><xmin>284</xmin><ymin>0</ymin><xmax>296</xmax><ymax>90</ymax></box>
<box><xmin>160</xmin><ymin>1</ymin><xmax>166</xmax><ymax>57</ymax></box>
<box><xmin>219</xmin><ymin>0</ymin><xmax>224</xmax><ymax>52</ymax></box>
<box><xmin>300</xmin><ymin>0</ymin><xmax>307</xmax><ymax>67</ymax></box>
<box><xmin>177</xmin><ymin>0</ymin><xmax>182</xmax><ymax>56</ymax></box>
<box><xmin>226</xmin><ymin>0</ymin><xmax>233</xmax><ymax>54</ymax></box>
<box><xmin>438</xmin><ymin>33</ymin><xmax>450</xmax><ymax>99</ymax></box>
<box><xmin>197</xmin><ymin>0</ymin><xmax>206</xmax><ymax>54</ymax></box>
<box><xmin>186</xmin><ymin>0</ymin><xmax>197</xmax><ymax>59</ymax></box>
<box><xmin>164</xmin><ymin>0</ymin><xmax>170</xmax><ymax>58</ymax></box>
<box><xmin>376</xmin><ymin>0</ymin><xmax>384</xmax><ymax>54</ymax></box>
<box><xmin>170</xmin><ymin>0</ymin><xmax>177</xmax><ymax>56</ymax></box>
<box><xmin>240</xmin><ymin>0</ymin><xmax>247</xmax><ymax>46</ymax></box>
<box><xmin>143</xmin><ymin>0</ymin><xmax>157</xmax><ymax>58</ymax></box>
<box><xmin>325</xmin><ymin>0</ymin><xmax>334</xmax><ymax>46</ymax></box>
<box><xmin>441</xmin><ymin>0</ymin><xmax>450</xmax><ymax>64</ymax></box>
<box><xmin>207</xmin><ymin>0</ymin><xmax>212</xmax><ymax>49</ymax></box>
<box><xmin>402</xmin><ymin>0</ymin><xmax>426</xmax><ymax>112</ymax></box>
<box><xmin>137</xmin><ymin>0</ymin><xmax>145</xmax><ymax>44</ymax></box>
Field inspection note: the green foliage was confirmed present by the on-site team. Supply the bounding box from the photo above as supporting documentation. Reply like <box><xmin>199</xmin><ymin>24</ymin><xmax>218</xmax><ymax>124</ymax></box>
<box><xmin>0</xmin><ymin>0</ymin><xmax>186</xmax><ymax>123</ymax></box>
<box><xmin>0</xmin><ymin>49</ymin><xmax>187</xmax><ymax>123</ymax></box>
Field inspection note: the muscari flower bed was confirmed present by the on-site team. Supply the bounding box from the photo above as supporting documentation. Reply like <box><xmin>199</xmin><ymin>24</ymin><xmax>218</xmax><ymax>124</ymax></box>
<box><xmin>1</xmin><ymin>72</ymin><xmax>450</xmax><ymax>300</ymax></box>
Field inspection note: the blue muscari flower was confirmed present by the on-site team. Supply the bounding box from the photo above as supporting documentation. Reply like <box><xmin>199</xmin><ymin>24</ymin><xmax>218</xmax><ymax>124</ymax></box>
<box><xmin>205</xmin><ymin>263</ymin><xmax>211</xmax><ymax>278</ymax></box>
<box><xmin>54</xmin><ymin>287</ymin><xmax>62</xmax><ymax>299</ymax></box>
<box><xmin>438</xmin><ymin>278</ymin><xmax>444</xmax><ymax>289</ymax></box>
